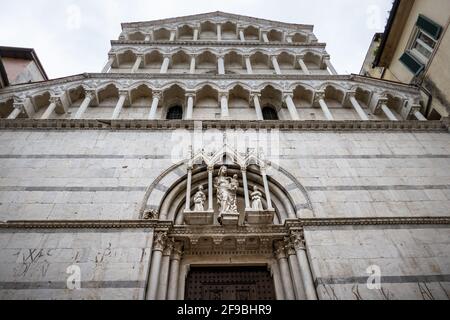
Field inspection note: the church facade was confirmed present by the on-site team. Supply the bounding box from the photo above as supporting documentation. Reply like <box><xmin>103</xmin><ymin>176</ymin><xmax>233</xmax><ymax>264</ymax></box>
<box><xmin>0</xmin><ymin>12</ymin><xmax>449</xmax><ymax>300</ymax></box>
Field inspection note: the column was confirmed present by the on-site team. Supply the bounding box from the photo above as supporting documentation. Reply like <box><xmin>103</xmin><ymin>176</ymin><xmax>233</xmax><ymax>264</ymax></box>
<box><xmin>251</xmin><ymin>93</ymin><xmax>263</xmax><ymax>120</ymax></box>
<box><xmin>170</xmin><ymin>31</ymin><xmax>176</xmax><ymax>41</ymax></box>
<box><xmin>271</xmin><ymin>261</ymin><xmax>285</xmax><ymax>300</ymax></box>
<box><xmin>219</xmin><ymin>92</ymin><xmax>229</xmax><ymax>118</ymax></box>
<box><xmin>157</xmin><ymin>240</ymin><xmax>173</xmax><ymax>300</ymax></box>
<box><xmin>145</xmin><ymin>35</ymin><xmax>151</xmax><ymax>41</ymax></box>
<box><xmin>274</xmin><ymin>241</ymin><xmax>296</xmax><ymax>300</ymax></box>
<box><xmin>40</xmin><ymin>97</ymin><xmax>59</xmax><ymax>120</ymax></box>
<box><xmin>185</xmin><ymin>166</ymin><xmax>193</xmax><ymax>211</ymax></box>
<box><xmin>349</xmin><ymin>94</ymin><xmax>369</xmax><ymax>121</ymax></box>
<box><xmin>315</xmin><ymin>93</ymin><xmax>334</xmax><ymax>121</ymax></box>
<box><xmin>111</xmin><ymin>91</ymin><xmax>128</xmax><ymax>120</ymax></box>
<box><xmin>261</xmin><ymin>168</ymin><xmax>273</xmax><ymax>209</ymax></box>
<box><xmin>189</xmin><ymin>55</ymin><xmax>196</xmax><ymax>74</ymax></box>
<box><xmin>245</xmin><ymin>55</ymin><xmax>253</xmax><ymax>74</ymax></box>
<box><xmin>241</xmin><ymin>167</ymin><xmax>251</xmax><ymax>210</ymax></box>
<box><xmin>177</xmin><ymin>264</ymin><xmax>190</xmax><ymax>300</ymax></box>
<box><xmin>160</xmin><ymin>55</ymin><xmax>170</xmax><ymax>74</ymax></box>
<box><xmin>381</xmin><ymin>103</ymin><xmax>398</xmax><ymax>121</ymax></box>
<box><xmin>146</xmin><ymin>232</ymin><xmax>167</xmax><ymax>300</ymax></box>
<box><xmin>286</xmin><ymin>36</ymin><xmax>293</xmax><ymax>43</ymax></box>
<box><xmin>7</xmin><ymin>104</ymin><xmax>23</xmax><ymax>119</ymax></box>
<box><xmin>185</xmin><ymin>93</ymin><xmax>195</xmax><ymax>120</ymax></box>
<box><xmin>131</xmin><ymin>55</ymin><xmax>143</xmax><ymax>73</ymax></box>
<box><xmin>101</xmin><ymin>56</ymin><xmax>115</xmax><ymax>73</ymax></box>
<box><xmin>193</xmin><ymin>28</ymin><xmax>199</xmax><ymax>41</ymax></box>
<box><xmin>271</xmin><ymin>56</ymin><xmax>282</xmax><ymax>75</ymax></box>
<box><xmin>284</xmin><ymin>93</ymin><xmax>300</xmax><ymax>120</ymax></box>
<box><xmin>239</xmin><ymin>30</ymin><xmax>245</xmax><ymax>42</ymax></box>
<box><xmin>218</xmin><ymin>56</ymin><xmax>225</xmax><ymax>75</ymax></box>
<box><xmin>292</xmin><ymin>231</ymin><xmax>318</xmax><ymax>300</ymax></box>
<box><xmin>324</xmin><ymin>58</ymin><xmax>338</xmax><ymax>75</ymax></box>
<box><xmin>217</xmin><ymin>24</ymin><xmax>222</xmax><ymax>41</ymax></box>
<box><xmin>298</xmin><ymin>57</ymin><xmax>310</xmax><ymax>75</ymax></box>
<box><xmin>414</xmin><ymin>110</ymin><xmax>427</xmax><ymax>121</ymax></box>
<box><xmin>286</xmin><ymin>239</ymin><xmax>307</xmax><ymax>300</ymax></box>
<box><xmin>148</xmin><ymin>91</ymin><xmax>162</xmax><ymax>120</ymax></box>
<box><xmin>74</xmin><ymin>91</ymin><xmax>95</xmax><ymax>119</ymax></box>
<box><xmin>208</xmin><ymin>166</ymin><xmax>214</xmax><ymax>211</ymax></box>
<box><xmin>167</xmin><ymin>242</ymin><xmax>183</xmax><ymax>300</ymax></box>
<box><xmin>262</xmin><ymin>32</ymin><xmax>269</xmax><ymax>43</ymax></box>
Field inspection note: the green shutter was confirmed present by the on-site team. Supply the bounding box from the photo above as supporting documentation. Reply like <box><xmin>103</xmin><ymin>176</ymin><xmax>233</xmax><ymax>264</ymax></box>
<box><xmin>416</xmin><ymin>14</ymin><xmax>442</xmax><ymax>40</ymax></box>
<box><xmin>399</xmin><ymin>51</ymin><xmax>424</xmax><ymax>76</ymax></box>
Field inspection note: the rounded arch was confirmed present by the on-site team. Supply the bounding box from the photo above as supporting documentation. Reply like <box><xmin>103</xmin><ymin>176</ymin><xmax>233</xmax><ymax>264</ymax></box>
<box><xmin>267</xmin><ymin>29</ymin><xmax>283</xmax><ymax>42</ymax></box>
<box><xmin>171</xmin><ymin>50</ymin><xmax>190</xmax><ymax>72</ymax></box>
<box><xmin>244</xmin><ymin>25</ymin><xmax>260</xmax><ymax>40</ymax></box>
<box><xmin>178</xmin><ymin>25</ymin><xmax>194</xmax><ymax>39</ymax></box>
<box><xmin>222</xmin><ymin>21</ymin><xmax>237</xmax><ymax>40</ymax></box>
<box><xmin>144</xmin><ymin>51</ymin><xmax>164</xmax><ymax>69</ymax></box>
<box><xmin>153</xmin><ymin>28</ymin><xmax>171</xmax><ymax>41</ymax></box>
<box><xmin>323</xmin><ymin>84</ymin><xmax>346</xmax><ymax>104</ymax></box>
<box><xmin>195</xmin><ymin>84</ymin><xmax>219</xmax><ymax>108</ymax></box>
<box><xmin>260</xmin><ymin>85</ymin><xmax>283</xmax><ymax>112</ymax></box>
<box><xmin>228</xmin><ymin>85</ymin><xmax>250</xmax><ymax>109</ymax></box>
<box><xmin>130</xmin><ymin>84</ymin><xmax>153</xmax><ymax>105</ymax></box>
<box><xmin>196</xmin><ymin>51</ymin><xmax>217</xmax><ymax>74</ymax></box>
<box><xmin>291</xmin><ymin>32</ymin><xmax>308</xmax><ymax>43</ymax></box>
<box><xmin>97</xmin><ymin>83</ymin><xmax>119</xmax><ymax>104</ymax></box>
<box><xmin>224</xmin><ymin>51</ymin><xmax>244</xmax><ymax>74</ymax></box>
<box><xmin>128</xmin><ymin>31</ymin><xmax>146</xmax><ymax>41</ymax></box>
<box><xmin>199</xmin><ymin>21</ymin><xmax>217</xmax><ymax>39</ymax></box>
<box><xmin>0</xmin><ymin>98</ymin><xmax>14</xmax><ymax>119</ymax></box>
<box><xmin>117</xmin><ymin>50</ymin><xmax>137</xmax><ymax>66</ymax></box>
<box><xmin>292</xmin><ymin>85</ymin><xmax>314</xmax><ymax>105</ymax></box>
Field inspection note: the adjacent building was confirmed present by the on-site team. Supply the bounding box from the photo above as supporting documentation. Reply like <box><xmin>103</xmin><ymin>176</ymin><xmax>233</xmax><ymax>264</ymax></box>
<box><xmin>0</xmin><ymin>12</ymin><xmax>449</xmax><ymax>300</ymax></box>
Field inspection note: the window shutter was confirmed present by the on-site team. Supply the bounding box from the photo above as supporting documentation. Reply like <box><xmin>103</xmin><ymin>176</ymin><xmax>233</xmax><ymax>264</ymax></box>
<box><xmin>416</xmin><ymin>15</ymin><xmax>442</xmax><ymax>40</ymax></box>
<box><xmin>399</xmin><ymin>51</ymin><xmax>424</xmax><ymax>76</ymax></box>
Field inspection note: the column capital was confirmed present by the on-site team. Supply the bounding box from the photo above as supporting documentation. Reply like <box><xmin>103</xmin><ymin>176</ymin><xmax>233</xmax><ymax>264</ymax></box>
<box><xmin>282</xmin><ymin>92</ymin><xmax>294</xmax><ymax>101</ymax></box>
<box><xmin>152</xmin><ymin>91</ymin><xmax>163</xmax><ymax>100</ymax></box>
<box><xmin>297</xmin><ymin>54</ymin><xmax>306</xmax><ymax>60</ymax></box>
<box><xmin>185</xmin><ymin>91</ymin><xmax>196</xmax><ymax>99</ymax></box>
<box><xmin>49</xmin><ymin>96</ymin><xmax>63</xmax><ymax>107</ymax></box>
<box><xmin>162</xmin><ymin>53</ymin><xmax>171</xmax><ymax>59</ymax></box>
<box><xmin>240</xmin><ymin>165</ymin><xmax>248</xmax><ymax>172</ymax></box>
<box><xmin>219</xmin><ymin>91</ymin><xmax>229</xmax><ymax>99</ymax></box>
<box><xmin>375</xmin><ymin>95</ymin><xmax>389</xmax><ymax>112</ymax></box>
<box><xmin>291</xmin><ymin>230</ymin><xmax>306</xmax><ymax>251</ymax></box>
<box><xmin>274</xmin><ymin>240</ymin><xmax>287</xmax><ymax>260</ymax></box>
<box><xmin>207</xmin><ymin>165</ymin><xmax>215</xmax><ymax>172</ymax></box>
<box><xmin>118</xmin><ymin>90</ymin><xmax>129</xmax><ymax>98</ymax></box>
<box><xmin>171</xmin><ymin>242</ymin><xmax>184</xmax><ymax>261</ymax></box>
<box><xmin>313</xmin><ymin>91</ymin><xmax>326</xmax><ymax>104</ymax></box>
<box><xmin>250</xmin><ymin>91</ymin><xmax>261</xmax><ymax>99</ymax></box>
<box><xmin>163</xmin><ymin>238</ymin><xmax>175</xmax><ymax>256</ymax></box>
<box><xmin>84</xmin><ymin>90</ymin><xmax>97</xmax><ymax>101</ymax></box>
<box><xmin>153</xmin><ymin>232</ymin><xmax>168</xmax><ymax>252</ymax></box>
<box><xmin>284</xmin><ymin>237</ymin><xmax>297</xmax><ymax>256</ymax></box>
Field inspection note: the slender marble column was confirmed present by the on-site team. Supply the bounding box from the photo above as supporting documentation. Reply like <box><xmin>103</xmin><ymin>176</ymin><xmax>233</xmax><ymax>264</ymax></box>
<box><xmin>170</xmin><ymin>31</ymin><xmax>176</xmax><ymax>41</ymax></box>
<box><xmin>185</xmin><ymin>166</ymin><xmax>193</xmax><ymax>211</ymax></box>
<box><xmin>185</xmin><ymin>93</ymin><xmax>195</xmax><ymax>120</ymax></box>
<box><xmin>220</xmin><ymin>92</ymin><xmax>229</xmax><ymax>118</ymax></box>
<box><xmin>160</xmin><ymin>56</ymin><xmax>170</xmax><ymax>74</ymax></box>
<box><xmin>261</xmin><ymin>168</ymin><xmax>273</xmax><ymax>209</ymax></box>
<box><xmin>217</xmin><ymin>25</ymin><xmax>222</xmax><ymax>41</ymax></box>
<box><xmin>74</xmin><ymin>91</ymin><xmax>95</xmax><ymax>119</ymax></box>
<box><xmin>262</xmin><ymin>32</ymin><xmax>269</xmax><ymax>43</ymax></box>
<box><xmin>349</xmin><ymin>95</ymin><xmax>369</xmax><ymax>121</ymax></box>
<box><xmin>41</xmin><ymin>98</ymin><xmax>59</xmax><ymax>120</ymax></box>
<box><xmin>167</xmin><ymin>242</ymin><xmax>183</xmax><ymax>300</ymax></box>
<box><xmin>177</xmin><ymin>264</ymin><xmax>190</xmax><ymax>300</ymax></box>
<box><xmin>131</xmin><ymin>55</ymin><xmax>143</xmax><ymax>73</ymax></box>
<box><xmin>414</xmin><ymin>110</ymin><xmax>427</xmax><ymax>121</ymax></box>
<box><xmin>274</xmin><ymin>241</ymin><xmax>296</xmax><ymax>300</ymax></box>
<box><xmin>298</xmin><ymin>57</ymin><xmax>310</xmax><ymax>75</ymax></box>
<box><xmin>381</xmin><ymin>103</ymin><xmax>398</xmax><ymax>121</ymax></box>
<box><xmin>111</xmin><ymin>91</ymin><xmax>128</xmax><ymax>120</ymax></box>
<box><xmin>157</xmin><ymin>240</ymin><xmax>174</xmax><ymax>300</ymax></box>
<box><xmin>193</xmin><ymin>29</ymin><xmax>199</xmax><ymax>41</ymax></box>
<box><xmin>245</xmin><ymin>55</ymin><xmax>253</xmax><ymax>74</ymax></box>
<box><xmin>241</xmin><ymin>168</ymin><xmax>251</xmax><ymax>209</ymax></box>
<box><xmin>189</xmin><ymin>55</ymin><xmax>196</xmax><ymax>74</ymax></box>
<box><xmin>286</xmin><ymin>239</ymin><xmax>307</xmax><ymax>300</ymax></box>
<box><xmin>148</xmin><ymin>92</ymin><xmax>162</xmax><ymax>120</ymax></box>
<box><xmin>271</xmin><ymin>56</ymin><xmax>282</xmax><ymax>75</ymax></box>
<box><xmin>146</xmin><ymin>232</ymin><xmax>167</xmax><ymax>300</ymax></box>
<box><xmin>271</xmin><ymin>260</ymin><xmax>285</xmax><ymax>300</ymax></box>
<box><xmin>292</xmin><ymin>231</ymin><xmax>318</xmax><ymax>300</ymax></box>
<box><xmin>251</xmin><ymin>93</ymin><xmax>263</xmax><ymax>120</ymax></box>
<box><xmin>284</xmin><ymin>94</ymin><xmax>300</xmax><ymax>120</ymax></box>
<box><xmin>145</xmin><ymin>35</ymin><xmax>151</xmax><ymax>41</ymax></box>
<box><xmin>7</xmin><ymin>104</ymin><xmax>23</xmax><ymax>119</ymax></box>
<box><xmin>208</xmin><ymin>166</ymin><xmax>214</xmax><ymax>211</ymax></box>
<box><xmin>218</xmin><ymin>56</ymin><xmax>225</xmax><ymax>75</ymax></box>
<box><xmin>324</xmin><ymin>58</ymin><xmax>338</xmax><ymax>75</ymax></box>
<box><xmin>239</xmin><ymin>30</ymin><xmax>245</xmax><ymax>42</ymax></box>
<box><xmin>315</xmin><ymin>93</ymin><xmax>334</xmax><ymax>121</ymax></box>
<box><xmin>286</xmin><ymin>36</ymin><xmax>293</xmax><ymax>43</ymax></box>
<box><xmin>101</xmin><ymin>56</ymin><xmax>115</xmax><ymax>73</ymax></box>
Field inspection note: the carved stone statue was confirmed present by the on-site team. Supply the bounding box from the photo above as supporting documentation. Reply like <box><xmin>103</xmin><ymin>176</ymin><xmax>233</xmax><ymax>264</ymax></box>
<box><xmin>215</xmin><ymin>166</ymin><xmax>239</xmax><ymax>222</ymax></box>
<box><xmin>193</xmin><ymin>186</ymin><xmax>206</xmax><ymax>212</ymax></box>
<box><xmin>251</xmin><ymin>186</ymin><xmax>264</xmax><ymax>211</ymax></box>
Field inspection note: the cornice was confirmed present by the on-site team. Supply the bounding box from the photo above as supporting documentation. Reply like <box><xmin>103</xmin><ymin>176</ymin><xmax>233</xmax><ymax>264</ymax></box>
<box><xmin>1</xmin><ymin>217</ymin><xmax>448</xmax><ymax>230</ymax></box>
<box><xmin>110</xmin><ymin>40</ymin><xmax>326</xmax><ymax>48</ymax></box>
<box><xmin>0</xmin><ymin>119</ymin><xmax>447</xmax><ymax>132</ymax></box>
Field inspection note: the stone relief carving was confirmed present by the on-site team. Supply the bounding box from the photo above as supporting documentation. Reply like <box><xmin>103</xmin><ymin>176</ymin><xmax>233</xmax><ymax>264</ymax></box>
<box><xmin>143</xmin><ymin>209</ymin><xmax>159</xmax><ymax>220</ymax></box>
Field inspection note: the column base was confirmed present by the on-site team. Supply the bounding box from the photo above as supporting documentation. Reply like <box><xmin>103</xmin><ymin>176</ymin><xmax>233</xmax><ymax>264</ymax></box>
<box><xmin>184</xmin><ymin>210</ymin><xmax>214</xmax><ymax>225</ymax></box>
<box><xmin>245</xmin><ymin>209</ymin><xmax>276</xmax><ymax>225</ymax></box>
<box><xmin>218</xmin><ymin>212</ymin><xmax>239</xmax><ymax>226</ymax></box>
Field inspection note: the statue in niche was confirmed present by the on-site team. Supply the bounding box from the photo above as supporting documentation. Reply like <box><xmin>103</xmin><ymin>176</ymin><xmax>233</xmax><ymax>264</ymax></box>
<box><xmin>193</xmin><ymin>186</ymin><xmax>206</xmax><ymax>212</ymax></box>
<box><xmin>215</xmin><ymin>166</ymin><xmax>239</xmax><ymax>221</ymax></box>
<box><xmin>251</xmin><ymin>186</ymin><xmax>264</xmax><ymax>211</ymax></box>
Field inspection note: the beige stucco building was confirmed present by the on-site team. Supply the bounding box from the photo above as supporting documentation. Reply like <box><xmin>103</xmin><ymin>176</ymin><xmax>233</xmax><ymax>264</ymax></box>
<box><xmin>362</xmin><ymin>0</ymin><xmax>450</xmax><ymax>120</ymax></box>
<box><xmin>0</xmin><ymin>12</ymin><xmax>449</xmax><ymax>300</ymax></box>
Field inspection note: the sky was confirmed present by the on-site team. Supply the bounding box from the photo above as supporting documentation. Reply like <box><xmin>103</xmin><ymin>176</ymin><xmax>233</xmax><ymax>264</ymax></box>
<box><xmin>0</xmin><ymin>0</ymin><xmax>393</xmax><ymax>79</ymax></box>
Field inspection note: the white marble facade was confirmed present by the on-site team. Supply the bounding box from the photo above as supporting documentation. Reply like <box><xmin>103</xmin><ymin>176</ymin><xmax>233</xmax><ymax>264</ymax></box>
<box><xmin>0</xmin><ymin>12</ymin><xmax>449</xmax><ymax>301</ymax></box>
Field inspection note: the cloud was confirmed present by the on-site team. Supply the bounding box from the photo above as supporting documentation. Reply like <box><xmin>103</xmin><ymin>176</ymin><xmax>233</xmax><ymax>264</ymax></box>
<box><xmin>0</xmin><ymin>0</ymin><xmax>393</xmax><ymax>78</ymax></box>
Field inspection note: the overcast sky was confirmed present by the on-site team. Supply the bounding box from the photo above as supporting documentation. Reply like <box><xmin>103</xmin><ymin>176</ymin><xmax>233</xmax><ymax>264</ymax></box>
<box><xmin>0</xmin><ymin>0</ymin><xmax>393</xmax><ymax>79</ymax></box>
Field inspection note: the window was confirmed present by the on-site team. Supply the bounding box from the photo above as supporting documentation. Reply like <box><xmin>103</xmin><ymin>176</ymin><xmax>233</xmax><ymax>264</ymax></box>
<box><xmin>262</xmin><ymin>106</ymin><xmax>278</xmax><ymax>120</ymax></box>
<box><xmin>166</xmin><ymin>106</ymin><xmax>183</xmax><ymax>120</ymax></box>
<box><xmin>410</xmin><ymin>29</ymin><xmax>437</xmax><ymax>63</ymax></box>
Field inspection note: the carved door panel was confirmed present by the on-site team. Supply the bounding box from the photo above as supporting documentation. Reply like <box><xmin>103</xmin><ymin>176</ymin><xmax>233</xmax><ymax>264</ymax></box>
<box><xmin>185</xmin><ymin>266</ymin><xmax>275</xmax><ymax>300</ymax></box>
